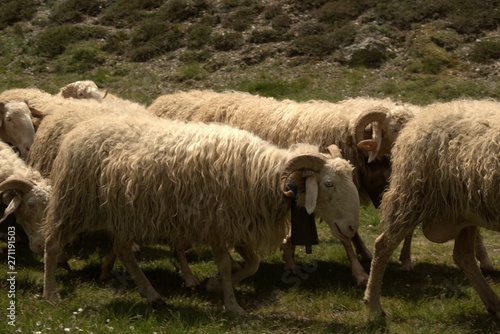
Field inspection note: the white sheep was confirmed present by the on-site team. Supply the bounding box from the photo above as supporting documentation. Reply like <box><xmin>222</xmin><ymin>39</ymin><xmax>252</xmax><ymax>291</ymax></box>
<box><xmin>364</xmin><ymin>99</ymin><xmax>500</xmax><ymax>318</ymax></box>
<box><xmin>147</xmin><ymin>90</ymin><xmax>419</xmax><ymax>285</ymax></box>
<box><xmin>58</xmin><ymin>80</ymin><xmax>103</xmax><ymax>101</ymax></box>
<box><xmin>0</xmin><ymin>87</ymin><xmax>148</xmax><ymax>120</ymax></box>
<box><xmin>0</xmin><ymin>141</ymin><xmax>50</xmax><ymax>254</ymax></box>
<box><xmin>42</xmin><ymin>112</ymin><xmax>360</xmax><ymax>315</ymax></box>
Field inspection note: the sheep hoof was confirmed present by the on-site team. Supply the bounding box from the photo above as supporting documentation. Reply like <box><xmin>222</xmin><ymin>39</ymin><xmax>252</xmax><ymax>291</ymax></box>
<box><xmin>480</xmin><ymin>264</ymin><xmax>495</xmax><ymax>275</ymax></box>
<box><xmin>224</xmin><ymin>305</ymin><xmax>247</xmax><ymax>317</ymax></box>
<box><xmin>149</xmin><ymin>297</ymin><xmax>166</xmax><ymax>308</ymax></box>
<box><xmin>399</xmin><ymin>262</ymin><xmax>414</xmax><ymax>272</ymax></box>
<box><xmin>44</xmin><ymin>292</ymin><xmax>62</xmax><ymax>304</ymax></box>
<box><xmin>204</xmin><ymin>277</ymin><xmax>221</xmax><ymax>291</ymax></box>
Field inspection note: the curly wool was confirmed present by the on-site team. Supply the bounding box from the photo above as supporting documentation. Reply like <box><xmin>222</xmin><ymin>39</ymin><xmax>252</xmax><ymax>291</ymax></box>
<box><xmin>43</xmin><ymin>113</ymin><xmax>321</xmax><ymax>256</ymax></box>
<box><xmin>381</xmin><ymin>99</ymin><xmax>500</xmax><ymax>233</ymax></box>
<box><xmin>148</xmin><ymin>90</ymin><xmax>418</xmax><ymax>193</ymax></box>
<box><xmin>0</xmin><ymin>141</ymin><xmax>46</xmax><ymax>185</ymax></box>
<box><xmin>26</xmin><ymin>108</ymin><xmax>113</xmax><ymax>178</ymax></box>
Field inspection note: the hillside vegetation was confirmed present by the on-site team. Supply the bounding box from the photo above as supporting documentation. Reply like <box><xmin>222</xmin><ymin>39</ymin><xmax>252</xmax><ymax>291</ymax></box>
<box><xmin>0</xmin><ymin>0</ymin><xmax>499</xmax><ymax>105</ymax></box>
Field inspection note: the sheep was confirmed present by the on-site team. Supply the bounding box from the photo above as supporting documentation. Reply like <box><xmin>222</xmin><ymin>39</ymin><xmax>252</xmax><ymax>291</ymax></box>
<box><xmin>147</xmin><ymin>90</ymin><xmax>419</xmax><ymax>284</ymax></box>
<box><xmin>25</xmin><ymin>105</ymin><xmax>203</xmax><ymax>287</ymax></box>
<box><xmin>0</xmin><ymin>87</ymin><xmax>147</xmax><ymax>122</ymax></box>
<box><xmin>58</xmin><ymin>80</ymin><xmax>103</xmax><ymax>101</ymax></box>
<box><xmin>0</xmin><ymin>100</ymin><xmax>41</xmax><ymax>158</ymax></box>
<box><xmin>42</xmin><ymin>112</ymin><xmax>361</xmax><ymax>314</ymax></box>
<box><xmin>0</xmin><ymin>141</ymin><xmax>51</xmax><ymax>254</ymax></box>
<box><xmin>364</xmin><ymin>99</ymin><xmax>500</xmax><ymax>318</ymax></box>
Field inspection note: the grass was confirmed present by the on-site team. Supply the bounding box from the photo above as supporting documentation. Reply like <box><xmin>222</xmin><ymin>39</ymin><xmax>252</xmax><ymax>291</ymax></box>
<box><xmin>2</xmin><ymin>205</ymin><xmax>499</xmax><ymax>333</ymax></box>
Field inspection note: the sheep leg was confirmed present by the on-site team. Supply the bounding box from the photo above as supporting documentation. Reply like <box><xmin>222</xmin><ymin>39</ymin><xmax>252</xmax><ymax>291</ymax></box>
<box><xmin>351</xmin><ymin>232</ymin><xmax>372</xmax><ymax>262</ymax></box>
<box><xmin>281</xmin><ymin>235</ymin><xmax>298</xmax><ymax>272</ymax></box>
<box><xmin>210</xmin><ymin>244</ymin><xmax>246</xmax><ymax>315</ymax></box>
<box><xmin>475</xmin><ymin>231</ymin><xmax>495</xmax><ymax>273</ymax></box>
<box><xmin>231</xmin><ymin>245</ymin><xmax>260</xmax><ymax>285</ymax></box>
<box><xmin>43</xmin><ymin>234</ymin><xmax>64</xmax><ymax>303</ymax></box>
<box><xmin>453</xmin><ymin>226</ymin><xmax>500</xmax><ymax>317</ymax></box>
<box><xmin>340</xmin><ymin>239</ymin><xmax>369</xmax><ymax>286</ymax></box>
<box><xmin>364</xmin><ymin>224</ymin><xmax>413</xmax><ymax>316</ymax></box>
<box><xmin>399</xmin><ymin>232</ymin><xmax>414</xmax><ymax>272</ymax></box>
<box><xmin>99</xmin><ymin>250</ymin><xmax>117</xmax><ymax>282</ymax></box>
<box><xmin>173</xmin><ymin>241</ymin><xmax>200</xmax><ymax>289</ymax></box>
<box><xmin>113</xmin><ymin>242</ymin><xmax>165</xmax><ymax>307</ymax></box>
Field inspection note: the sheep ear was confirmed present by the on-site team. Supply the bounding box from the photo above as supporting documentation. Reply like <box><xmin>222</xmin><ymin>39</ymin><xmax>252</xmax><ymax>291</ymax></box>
<box><xmin>304</xmin><ymin>175</ymin><xmax>318</xmax><ymax>214</ymax></box>
<box><xmin>0</xmin><ymin>196</ymin><xmax>22</xmax><ymax>223</ymax></box>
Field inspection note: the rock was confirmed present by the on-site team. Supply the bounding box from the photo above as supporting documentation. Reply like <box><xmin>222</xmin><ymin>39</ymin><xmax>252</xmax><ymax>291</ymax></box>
<box><xmin>340</xmin><ymin>37</ymin><xmax>388</xmax><ymax>65</ymax></box>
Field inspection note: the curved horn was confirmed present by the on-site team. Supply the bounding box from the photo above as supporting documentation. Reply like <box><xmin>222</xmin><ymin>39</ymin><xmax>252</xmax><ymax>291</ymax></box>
<box><xmin>280</xmin><ymin>154</ymin><xmax>326</xmax><ymax>196</ymax></box>
<box><xmin>102</xmin><ymin>89</ymin><xmax>109</xmax><ymax>99</ymax></box>
<box><xmin>0</xmin><ymin>176</ymin><xmax>35</xmax><ymax>194</ymax></box>
<box><xmin>326</xmin><ymin>144</ymin><xmax>342</xmax><ymax>159</ymax></box>
<box><xmin>353</xmin><ymin>106</ymin><xmax>388</xmax><ymax>147</ymax></box>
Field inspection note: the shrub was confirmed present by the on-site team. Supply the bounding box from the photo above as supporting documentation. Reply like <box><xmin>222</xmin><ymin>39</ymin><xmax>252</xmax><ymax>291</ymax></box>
<box><xmin>295</xmin><ymin>22</ymin><xmax>328</xmax><ymax>37</ymax></box>
<box><xmin>263</xmin><ymin>4</ymin><xmax>282</xmax><ymax>20</ymax></box>
<box><xmin>36</xmin><ymin>25</ymin><xmax>107</xmax><ymax>58</ymax></box>
<box><xmin>179</xmin><ymin>50</ymin><xmax>212</xmax><ymax>64</ymax></box>
<box><xmin>173</xmin><ymin>62</ymin><xmax>208</xmax><ymax>82</ymax></box>
<box><xmin>429</xmin><ymin>29</ymin><xmax>462</xmax><ymax>51</ymax></box>
<box><xmin>156</xmin><ymin>0</ymin><xmax>207</xmax><ymax>23</ymax></box>
<box><xmin>49</xmin><ymin>0</ymin><xmax>103</xmax><ymax>24</ymax></box>
<box><xmin>292</xmin><ymin>35</ymin><xmax>337</xmax><ymax>57</ymax></box>
<box><xmin>448</xmin><ymin>0</ymin><xmax>500</xmax><ymax>35</ymax></box>
<box><xmin>100</xmin><ymin>0</ymin><xmax>163</xmax><ymax>28</ymax></box>
<box><xmin>374</xmin><ymin>0</ymin><xmax>451</xmax><ymax>30</ymax></box>
<box><xmin>315</xmin><ymin>0</ymin><xmax>369</xmax><ymax>25</ymax></box>
<box><xmin>331</xmin><ymin>23</ymin><xmax>358</xmax><ymax>47</ymax></box>
<box><xmin>470</xmin><ymin>40</ymin><xmax>500</xmax><ymax>63</ymax></box>
<box><xmin>406</xmin><ymin>40</ymin><xmax>454</xmax><ymax>74</ymax></box>
<box><xmin>223</xmin><ymin>7</ymin><xmax>257</xmax><ymax>32</ymax></box>
<box><xmin>54</xmin><ymin>45</ymin><xmax>106</xmax><ymax>73</ymax></box>
<box><xmin>186</xmin><ymin>24</ymin><xmax>212</xmax><ymax>48</ymax></box>
<box><xmin>212</xmin><ymin>32</ymin><xmax>243</xmax><ymax>51</ymax></box>
<box><xmin>249</xmin><ymin>29</ymin><xmax>282</xmax><ymax>44</ymax></box>
<box><xmin>0</xmin><ymin>0</ymin><xmax>38</xmax><ymax>29</ymax></box>
<box><xmin>129</xmin><ymin>22</ymin><xmax>184</xmax><ymax>61</ymax></box>
<box><xmin>102</xmin><ymin>32</ymin><xmax>129</xmax><ymax>55</ymax></box>
<box><xmin>271</xmin><ymin>14</ymin><xmax>292</xmax><ymax>33</ymax></box>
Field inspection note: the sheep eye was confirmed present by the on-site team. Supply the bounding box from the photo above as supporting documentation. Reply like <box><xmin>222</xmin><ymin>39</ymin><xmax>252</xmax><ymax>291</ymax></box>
<box><xmin>324</xmin><ymin>181</ymin><xmax>334</xmax><ymax>187</ymax></box>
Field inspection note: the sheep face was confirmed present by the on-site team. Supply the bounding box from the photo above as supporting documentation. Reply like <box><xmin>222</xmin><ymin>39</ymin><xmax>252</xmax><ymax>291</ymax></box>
<box><xmin>296</xmin><ymin>157</ymin><xmax>360</xmax><ymax>242</ymax></box>
<box><xmin>59</xmin><ymin>80</ymin><xmax>102</xmax><ymax>101</ymax></box>
<box><xmin>0</xmin><ymin>101</ymin><xmax>36</xmax><ymax>157</ymax></box>
<box><xmin>1</xmin><ymin>178</ymin><xmax>50</xmax><ymax>254</ymax></box>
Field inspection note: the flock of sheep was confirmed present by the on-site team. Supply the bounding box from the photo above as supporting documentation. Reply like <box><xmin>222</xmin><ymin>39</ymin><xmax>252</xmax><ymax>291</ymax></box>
<box><xmin>1</xmin><ymin>80</ymin><xmax>499</xmax><ymax>318</ymax></box>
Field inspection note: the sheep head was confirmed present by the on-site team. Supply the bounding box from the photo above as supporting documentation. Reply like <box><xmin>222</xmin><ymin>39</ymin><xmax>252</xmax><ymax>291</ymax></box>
<box><xmin>0</xmin><ymin>176</ymin><xmax>50</xmax><ymax>254</ymax></box>
<box><xmin>281</xmin><ymin>144</ymin><xmax>359</xmax><ymax>242</ymax></box>
<box><xmin>59</xmin><ymin>80</ymin><xmax>102</xmax><ymax>101</ymax></box>
<box><xmin>0</xmin><ymin>101</ymin><xmax>36</xmax><ymax>158</ymax></box>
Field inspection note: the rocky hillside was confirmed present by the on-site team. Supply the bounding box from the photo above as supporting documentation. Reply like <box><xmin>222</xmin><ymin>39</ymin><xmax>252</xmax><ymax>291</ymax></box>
<box><xmin>0</xmin><ymin>0</ymin><xmax>499</xmax><ymax>105</ymax></box>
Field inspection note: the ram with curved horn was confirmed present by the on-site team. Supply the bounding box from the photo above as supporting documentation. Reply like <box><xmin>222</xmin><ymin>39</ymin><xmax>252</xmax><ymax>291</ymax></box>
<box><xmin>365</xmin><ymin>98</ymin><xmax>500</xmax><ymax>318</ymax></box>
<box><xmin>43</xmin><ymin>113</ymin><xmax>360</xmax><ymax>314</ymax></box>
<box><xmin>0</xmin><ymin>142</ymin><xmax>51</xmax><ymax>254</ymax></box>
<box><xmin>147</xmin><ymin>91</ymin><xmax>419</xmax><ymax>285</ymax></box>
